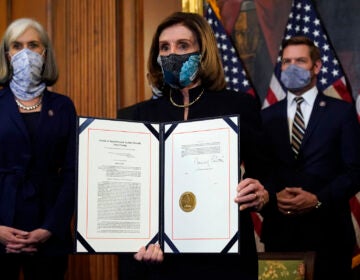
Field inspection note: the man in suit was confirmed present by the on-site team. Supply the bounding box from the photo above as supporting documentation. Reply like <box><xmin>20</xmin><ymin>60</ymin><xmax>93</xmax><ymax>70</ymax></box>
<box><xmin>260</xmin><ymin>36</ymin><xmax>360</xmax><ymax>280</ymax></box>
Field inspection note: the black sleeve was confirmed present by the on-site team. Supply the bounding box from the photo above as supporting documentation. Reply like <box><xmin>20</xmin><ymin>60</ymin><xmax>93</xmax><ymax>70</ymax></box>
<box><xmin>117</xmin><ymin>104</ymin><xmax>138</xmax><ymax>120</ymax></box>
<box><xmin>239</xmin><ymin>95</ymin><xmax>272</xmax><ymax>184</ymax></box>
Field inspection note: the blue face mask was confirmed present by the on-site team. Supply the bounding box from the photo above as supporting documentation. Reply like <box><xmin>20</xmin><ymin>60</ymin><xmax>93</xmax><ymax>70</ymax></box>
<box><xmin>280</xmin><ymin>64</ymin><xmax>311</xmax><ymax>91</ymax></box>
<box><xmin>9</xmin><ymin>48</ymin><xmax>46</xmax><ymax>101</ymax></box>
<box><xmin>157</xmin><ymin>52</ymin><xmax>201</xmax><ymax>89</ymax></box>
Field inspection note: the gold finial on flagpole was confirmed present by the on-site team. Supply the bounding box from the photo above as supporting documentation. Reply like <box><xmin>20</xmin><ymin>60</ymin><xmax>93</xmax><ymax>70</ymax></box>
<box><xmin>182</xmin><ymin>0</ymin><xmax>204</xmax><ymax>15</ymax></box>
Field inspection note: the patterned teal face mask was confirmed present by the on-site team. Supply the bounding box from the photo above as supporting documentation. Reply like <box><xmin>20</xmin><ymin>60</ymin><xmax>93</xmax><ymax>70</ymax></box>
<box><xmin>157</xmin><ymin>52</ymin><xmax>201</xmax><ymax>89</ymax></box>
<box><xmin>9</xmin><ymin>48</ymin><xmax>45</xmax><ymax>101</ymax></box>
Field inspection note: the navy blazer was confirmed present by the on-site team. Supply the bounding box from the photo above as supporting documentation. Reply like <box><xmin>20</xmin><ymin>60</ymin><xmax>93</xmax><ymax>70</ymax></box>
<box><xmin>260</xmin><ymin>92</ymin><xmax>360</xmax><ymax>253</ymax></box>
<box><xmin>0</xmin><ymin>86</ymin><xmax>77</xmax><ymax>255</ymax></box>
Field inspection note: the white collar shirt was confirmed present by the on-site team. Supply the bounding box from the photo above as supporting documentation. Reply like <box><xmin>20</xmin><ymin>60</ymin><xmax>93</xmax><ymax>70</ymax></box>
<box><xmin>287</xmin><ymin>87</ymin><xmax>318</xmax><ymax>137</ymax></box>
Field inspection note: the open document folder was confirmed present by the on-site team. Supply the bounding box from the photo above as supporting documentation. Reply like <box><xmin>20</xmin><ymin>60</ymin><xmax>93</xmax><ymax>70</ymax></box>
<box><xmin>75</xmin><ymin>115</ymin><xmax>240</xmax><ymax>253</ymax></box>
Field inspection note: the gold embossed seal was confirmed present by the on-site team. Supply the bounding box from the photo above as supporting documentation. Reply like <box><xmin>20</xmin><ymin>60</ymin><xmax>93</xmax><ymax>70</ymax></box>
<box><xmin>179</xmin><ymin>191</ymin><xmax>196</xmax><ymax>212</ymax></box>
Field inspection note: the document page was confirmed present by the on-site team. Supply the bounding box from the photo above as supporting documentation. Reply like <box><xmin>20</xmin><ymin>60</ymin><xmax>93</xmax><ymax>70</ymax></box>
<box><xmin>76</xmin><ymin>118</ymin><xmax>159</xmax><ymax>252</ymax></box>
<box><xmin>163</xmin><ymin>116</ymin><xmax>239</xmax><ymax>253</ymax></box>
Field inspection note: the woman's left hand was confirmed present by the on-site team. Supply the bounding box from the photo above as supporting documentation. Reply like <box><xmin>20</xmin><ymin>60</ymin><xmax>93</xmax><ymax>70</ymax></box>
<box><xmin>234</xmin><ymin>178</ymin><xmax>269</xmax><ymax>211</ymax></box>
<box><xmin>27</xmin><ymin>228</ymin><xmax>51</xmax><ymax>244</ymax></box>
<box><xmin>134</xmin><ymin>243</ymin><xmax>164</xmax><ymax>263</ymax></box>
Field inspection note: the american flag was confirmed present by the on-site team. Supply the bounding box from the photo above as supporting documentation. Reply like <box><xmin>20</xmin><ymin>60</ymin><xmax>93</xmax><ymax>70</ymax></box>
<box><xmin>263</xmin><ymin>0</ymin><xmax>360</xmax><ymax>264</ymax></box>
<box><xmin>264</xmin><ymin>0</ymin><xmax>352</xmax><ymax>108</ymax></box>
<box><xmin>205</xmin><ymin>1</ymin><xmax>264</xmax><ymax>251</ymax></box>
<box><xmin>205</xmin><ymin>3</ymin><xmax>255</xmax><ymax>97</ymax></box>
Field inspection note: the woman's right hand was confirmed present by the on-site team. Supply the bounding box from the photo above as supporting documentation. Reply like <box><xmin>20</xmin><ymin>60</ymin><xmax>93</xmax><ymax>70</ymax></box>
<box><xmin>0</xmin><ymin>225</ymin><xmax>31</xmax><ymax>253</ymax></box>
<box><xmin>134</xmin><ymin>243</ymin><xmax>164</xmax><ymax>263</ymax></box>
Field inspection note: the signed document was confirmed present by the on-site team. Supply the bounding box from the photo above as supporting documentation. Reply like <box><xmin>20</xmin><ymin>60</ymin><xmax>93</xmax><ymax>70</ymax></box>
<box><xmin>76</xmin><ymin>116</ymin><xmax>240</xmax><ymax>253</ymax></box>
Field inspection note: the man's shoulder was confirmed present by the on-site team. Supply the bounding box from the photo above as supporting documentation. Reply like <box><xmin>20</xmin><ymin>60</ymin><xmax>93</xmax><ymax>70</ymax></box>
<box><xmin>261</xmin><ymin>99</ymin><xmax>286</xmax><ymax>114</ymax></box>
<box><xmin>317</xmin><ymin>92</ymin><xmax>355</xmax><ymax>111</ymax></box>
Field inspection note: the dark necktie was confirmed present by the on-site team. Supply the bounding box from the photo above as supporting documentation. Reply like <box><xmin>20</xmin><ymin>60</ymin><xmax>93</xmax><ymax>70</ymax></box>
<box><xmin>291</xmin><ymin>96</ymin><xmax>305</xmax><ymax>158</ymax></box>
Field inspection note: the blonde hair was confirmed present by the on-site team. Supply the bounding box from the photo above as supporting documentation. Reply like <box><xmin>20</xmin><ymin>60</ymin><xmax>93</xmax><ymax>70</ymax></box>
<box><xmin>0</xmin><ymin>18</ymin><xmax>58</xmax><ymax>85</ymax></box>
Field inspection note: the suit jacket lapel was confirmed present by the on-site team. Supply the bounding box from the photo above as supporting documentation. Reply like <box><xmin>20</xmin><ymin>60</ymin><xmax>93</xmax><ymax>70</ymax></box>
<box><xmin>278</xmin><ymin>99</ymin><xmax>296</xmax><ymax>160</ymax></box>
<box><xmin>300</xmin><ymin>93</ymin><xmax>327</xmax><ymax>149</ymax></box>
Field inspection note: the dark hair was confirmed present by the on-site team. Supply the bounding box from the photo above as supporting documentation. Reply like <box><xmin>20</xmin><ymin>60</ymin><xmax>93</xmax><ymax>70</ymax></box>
<box><xmin>147</xmin><ymin>12</ymin><xmax>226</xmax><ymax>93</ymax></box>
<box><xmin>281</xmin><ymin>36</ymin><xmax>321</xmax><ymax>64</ymax></box>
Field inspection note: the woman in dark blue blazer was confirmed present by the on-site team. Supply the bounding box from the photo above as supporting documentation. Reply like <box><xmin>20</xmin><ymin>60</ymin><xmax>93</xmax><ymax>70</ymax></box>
<box><xmin>0</xmin><ymin>18</ymin><xmax>77</xmax><ymax>279</ymax></box>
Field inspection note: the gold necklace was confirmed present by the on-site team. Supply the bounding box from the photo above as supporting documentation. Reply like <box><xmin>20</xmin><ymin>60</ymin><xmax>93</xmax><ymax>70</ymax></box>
<box><xmin>15</xmin><ymin>95</ymin><xmax>43</xmax><ymax>111</ymax></box>
<box><xmin>170</xmin><ymin>89</ymin><xmax>205</xmax><ymax>108</ymax></box>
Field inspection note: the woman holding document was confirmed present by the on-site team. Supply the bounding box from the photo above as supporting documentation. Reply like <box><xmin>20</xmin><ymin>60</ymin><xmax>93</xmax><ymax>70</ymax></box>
<box><xmin>118</xmin><ymin>12</ymin><xmax>269</xmax><ymax>280</ymax></box>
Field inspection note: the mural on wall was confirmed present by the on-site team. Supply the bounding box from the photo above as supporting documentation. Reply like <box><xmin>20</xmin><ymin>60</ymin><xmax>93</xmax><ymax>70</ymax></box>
<box><xmin>186</xmin><ymin>0</ymin><xmax>360</xmax><ymax>104</ymax></box>
<box><xmin>204</xmin><ymin>0</ymin><xmax>360</xmax><ymax>266</ymax></box>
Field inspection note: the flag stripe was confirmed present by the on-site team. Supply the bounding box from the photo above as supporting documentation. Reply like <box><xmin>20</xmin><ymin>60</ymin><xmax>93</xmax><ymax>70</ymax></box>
<box><xmin>351</xmin><ymin>195</ymin><xmax>360</xmax><ymax>233</ymax></box>
<box><xmin>205</xmin><ymin>3</ymin><xmax>255</xmax><ymax>94</ymax></box>
<box><xmin>206</xmin><ymin>0</ymin><xmax>360</xmax><ymax>263</ymax></box>
<box><xmin>264</xmin><ymin>74</ymin><xmax>286</xmax><ymax>107</ymax></box>
<box><xmin>332</xmin><ymin>78</ymin><xmax>353</xmax><ymax>102</ymax></box>
<box><xmin>251</xmin><ymin>212</ymin><xmax>263</xmax><ymax>236</ymax></box>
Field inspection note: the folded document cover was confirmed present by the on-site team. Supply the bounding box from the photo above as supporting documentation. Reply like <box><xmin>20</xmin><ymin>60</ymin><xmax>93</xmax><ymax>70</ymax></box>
<box><xmin>75</xmin><ymin>115</ymin><xmax>240</xmax><ymax>253</ymax></box>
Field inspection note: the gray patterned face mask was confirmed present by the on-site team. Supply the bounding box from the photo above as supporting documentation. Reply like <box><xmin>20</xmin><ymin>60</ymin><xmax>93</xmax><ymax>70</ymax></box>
<box><xmin>9</xmin><ymin>48</ymin><xmax>46</xmax><ymax>101</ymax></box>
<box><xmin>157</xmin><ymin>52</ymin><xmax>201</xmax><ymax>89</ymax></box>
<box><xmin>280</xmin><ymin>64</ymin><xmax>311</xmax><ymax>91</ymax></box>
